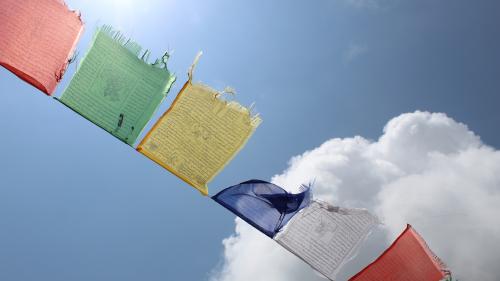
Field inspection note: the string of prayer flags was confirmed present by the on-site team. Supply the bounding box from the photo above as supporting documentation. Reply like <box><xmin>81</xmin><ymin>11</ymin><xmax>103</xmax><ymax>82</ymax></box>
<box><xmin>58</xmin><ymin>26</ymin><xmax>176</xmax><ymax>146</ymax></box>
<box><xmin>0</xmin><ymin>0</ymin><xmax>457</xmax><ymax>277</ymax></box>
<box><xmin>137</xmin><ymin>53</ymin><xmax>262</xmax><ymax>196</ymax></box>
<box><xmin>212</xmin><ymin>179</ymin><xmax>312</xmax><ymax>238</ymax></box>
<box><xmin>275</xmin><ymin>201</ymin><xmax>379</xmax><ymax>281</ymax></box>
<box><xmin>214</xmin><ymin>180</ymin><xmax>379</xmax><ymax>281</ymax></box>
<box><xmin>349</xmin><ymin>224</ymin><xmax>448</xmax><ymax>281</ymax></box>
<box><xmin>0</xmin><ymin>0</ymin><xmax>83</xmax><ymax>95</ymax></box>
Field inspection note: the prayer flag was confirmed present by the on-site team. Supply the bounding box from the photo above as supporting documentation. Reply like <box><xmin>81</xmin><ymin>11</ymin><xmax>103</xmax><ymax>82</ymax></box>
<box><xmin>0</xmin><ymin>0</ymin><xmax>83</xmax><ymax>95</ymax></box>
<box><xmin>137</xmin><ymin>53</ymin><xmax>261</xmax><ymax>195</ymax></box>
<box><xmin>212</xmin><ymin>180</ymin><xmax>312</xmax><ymax>238</ymax></box>
<box><xmin>58</xmin><ymin>26</ymin><xmax>176</xmax><ymax>146</ymax></box>
<box><xmin>276</xmin><ymin>201</ymin><xmax>379</xmax><ymax>280</ymax></box>
<box><xmin>349</xmin><ymin>224</ymin><xmax>447</xmax><ymax>281</ymax></box>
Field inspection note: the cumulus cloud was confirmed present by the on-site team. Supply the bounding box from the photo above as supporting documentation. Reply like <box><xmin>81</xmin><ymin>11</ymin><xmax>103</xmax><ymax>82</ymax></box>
<box><xmin>210</xmin><ymin>111</ymin><xmax>500</xmax><ymax>281</ymax></box>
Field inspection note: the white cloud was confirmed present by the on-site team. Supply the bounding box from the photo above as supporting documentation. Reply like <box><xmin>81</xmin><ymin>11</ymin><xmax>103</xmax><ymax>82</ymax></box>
<box><xmin>211</xmin><ymin>111</ymin><xmax>500</xmax><ymax>281</ymax></box>
<box><xmin>343</xmin><ymin>44</ymin><xmax>368</xmax><ymax>63</ymax></box>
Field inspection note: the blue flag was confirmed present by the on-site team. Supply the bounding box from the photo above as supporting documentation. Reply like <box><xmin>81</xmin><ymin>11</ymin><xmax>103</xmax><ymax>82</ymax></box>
<box><xmin>213</xmin><ymin>180</ymin><xmax>312</xmax><ymax>238</ymax></box>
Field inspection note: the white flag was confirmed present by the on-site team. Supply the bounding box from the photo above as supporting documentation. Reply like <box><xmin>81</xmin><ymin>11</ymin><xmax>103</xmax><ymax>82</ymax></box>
<box><xmin>275</xmin><ymin>201</ymin><xmax>379</xmax><ymax>280</ymax></box>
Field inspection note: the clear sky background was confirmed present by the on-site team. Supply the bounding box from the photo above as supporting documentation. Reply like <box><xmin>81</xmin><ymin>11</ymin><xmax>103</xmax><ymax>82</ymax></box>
<box><xmin>1</xmin><ymin>0</ymin><xmax>499</xmax><ymax>280</ymax></box>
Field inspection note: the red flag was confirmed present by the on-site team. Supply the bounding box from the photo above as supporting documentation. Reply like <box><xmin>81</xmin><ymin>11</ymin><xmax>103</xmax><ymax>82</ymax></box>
<box><xmin>349</xmin><ymin>225</ymin><xmax>447</xmax><ymax>281</ymax></box>
<box><xmin>0</xmin><ymin>0</ymin><xmax>83</xmax><ymax>95</ymax></box>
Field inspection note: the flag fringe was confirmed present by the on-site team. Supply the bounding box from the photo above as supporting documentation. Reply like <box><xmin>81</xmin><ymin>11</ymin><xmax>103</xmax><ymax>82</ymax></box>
<box><xmin>192</xmin><ymin>83</ymin><xmax>262</xmax><ymax>128</ymax></box>
<box><xmin>99</xmin><ymin>25</ymin><xmax>172</xmax><ymax>71</ymax></box>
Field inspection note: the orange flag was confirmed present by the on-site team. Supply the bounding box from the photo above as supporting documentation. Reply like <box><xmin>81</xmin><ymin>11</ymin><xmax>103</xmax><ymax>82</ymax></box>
<box><xmin>0</xmin><ymin>0</ymin><xmax>83</xmax><ymax>95</ymax></box>
<box><xmin>349</xmin><ymin>225</ymin><xmax>448</xmax><ymax>281</ymax></box>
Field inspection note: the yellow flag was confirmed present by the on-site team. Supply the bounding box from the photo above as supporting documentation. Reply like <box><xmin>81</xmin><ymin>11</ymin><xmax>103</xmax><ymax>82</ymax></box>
<box><xmin>137</xmin><ymin>52</ymin><xmax>261</xmax><ymax>195</ymax></box>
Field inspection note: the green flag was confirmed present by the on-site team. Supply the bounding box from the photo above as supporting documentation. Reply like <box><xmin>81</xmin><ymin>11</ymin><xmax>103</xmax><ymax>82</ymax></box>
<box><xmin>58</xmin><ymin>25</ymin><xmax>176</xmax><ymax>146</ymax></box>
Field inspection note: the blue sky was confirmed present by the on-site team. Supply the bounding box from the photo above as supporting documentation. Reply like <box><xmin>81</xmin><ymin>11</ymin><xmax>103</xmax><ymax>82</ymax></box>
<box><xmin>1</xmin><ymin>0</ymin><xmax>500</xmax><ymax>280</ymax></box>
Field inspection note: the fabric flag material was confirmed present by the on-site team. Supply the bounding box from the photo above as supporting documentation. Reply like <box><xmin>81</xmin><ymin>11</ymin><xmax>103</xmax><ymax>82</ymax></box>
<box><xmin>349</xmin><ymin>224</ymin><xmax>448</xmax><ymax>281</ymax></box>
<box><xmin>137</xmin><ymin>53</ymin><xmax>261</xmax><ymax>195</ymax></box>
<box><xmin>275</xmin><ymin>201</ymin><xmax>379</xmax><ymax>281</ymax></box>
<box><xmin>0</xmin><ymin>0</ymin><xmax>83</xmax><ymax>95</ymax></box>
<box><xmin>212</xmin><ymin>180</ymin><xmax>312</xmax><ymax>238</ymax></box>
<box><xmin>58</xmin><ymin>26</ymin><xmax>176</xmax><ymax>146</ymax></box>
